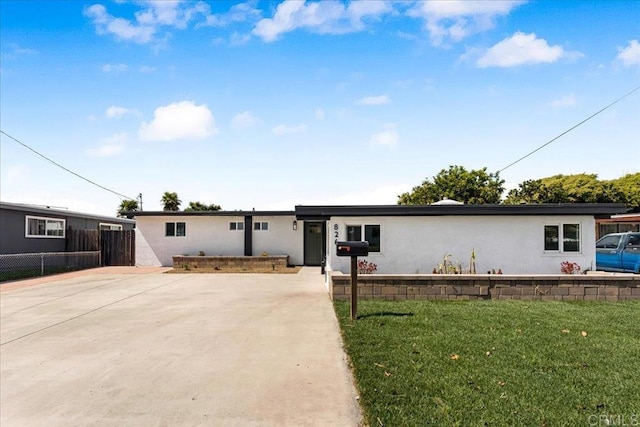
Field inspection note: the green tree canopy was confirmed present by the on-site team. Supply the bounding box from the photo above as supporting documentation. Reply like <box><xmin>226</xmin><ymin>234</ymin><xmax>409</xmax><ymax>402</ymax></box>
<box><xmin>117</xmin><ymin>199</ymin><xmax>139</xmax><ymax>217</ymax></box>
<box><xmin>504</xmin><ymin>173</ymin><xmax>638</xmax><ymax>210</ymax></box>
<box><xmin>185</xmin><ymin>201</ymin><xmax>222</xmax><ymax>212</ymax></box>
<box><xmin>161</xmin><ymin>191</ymin><xmax>181</xmax><ymax>211</ymax></box>
<box><xmin>398</xmin><ymin>165</ymin><xmax>505</xmax><ymax>205</ymax></box>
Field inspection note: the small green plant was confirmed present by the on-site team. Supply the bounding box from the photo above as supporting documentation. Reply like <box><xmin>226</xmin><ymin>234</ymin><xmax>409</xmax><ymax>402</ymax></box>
<box><xmin>469</xmin><ymin>249</ymin><xmax>477</xmax><ymax>274</ymax></box>
<box><xmin>261</xmin><ymin>251</ymin><xmax>269</xmax><ymax>257</ymax></box>
<box><xmin>182</xmin><ymin>264</ymin><xmax>191</xmax><ymax>271</ymax></box>
<box><xmin>198</xmin><ymin>251</ymin><xmax>205</xmax><ymax>256</ymax></box>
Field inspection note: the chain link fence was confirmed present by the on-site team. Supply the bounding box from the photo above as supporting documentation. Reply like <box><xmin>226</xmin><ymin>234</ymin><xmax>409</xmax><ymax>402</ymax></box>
<box><xmin>0</xmin><ymin>251</ymin><xmax>101</xmax><ymax>282</ymax></box>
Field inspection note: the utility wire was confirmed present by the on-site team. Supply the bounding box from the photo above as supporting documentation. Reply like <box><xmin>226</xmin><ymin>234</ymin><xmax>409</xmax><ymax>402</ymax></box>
<box><xmin>0</xmin><ymin>130</ymin><xmax>136</xmax><ymax>200</ymax></box>
<box><xmin>498</xmin><ymin>86</ymin><xmax>640</xmax><ymax>173</ymax></box>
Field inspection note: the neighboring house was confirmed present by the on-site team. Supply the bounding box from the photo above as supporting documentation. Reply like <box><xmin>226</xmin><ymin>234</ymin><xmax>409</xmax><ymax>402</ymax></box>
<box><xmin>0</xmin><ymin>201</ymin><xmax>135</xmax><ymax>254</ymax></box>
<box><xmin>596</xmin><ymin>213</ymin><xmax>640</xmax><ymax>239</ymax></box>
<box><xmin>132</xmin><ymin>203</ymin><xmax>625</xmax><ymax>275</ymax></box>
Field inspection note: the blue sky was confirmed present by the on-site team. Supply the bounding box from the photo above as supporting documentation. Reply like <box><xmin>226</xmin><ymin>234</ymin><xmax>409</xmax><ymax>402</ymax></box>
<box><xmin>1</xmin><ymin>0</ymin><xmax>639</xmax><ymax>216</ymax></box>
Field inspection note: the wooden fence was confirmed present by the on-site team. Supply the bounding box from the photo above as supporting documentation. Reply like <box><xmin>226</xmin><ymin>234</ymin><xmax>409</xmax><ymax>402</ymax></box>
<box><xmin>66</xmin><ymin>229</ymin><xmax>135</xmax><ymax>266</ymax></box>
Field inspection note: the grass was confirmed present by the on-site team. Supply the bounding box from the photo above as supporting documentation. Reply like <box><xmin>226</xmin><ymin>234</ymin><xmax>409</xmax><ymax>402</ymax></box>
<box><xmin>334</xmin><ymin>300</ymin><xmax>640</xmax><ymax>427</ymax></box>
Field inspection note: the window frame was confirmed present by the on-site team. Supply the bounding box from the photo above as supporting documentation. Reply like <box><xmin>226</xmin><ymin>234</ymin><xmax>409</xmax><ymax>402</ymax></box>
<box><xmin>25</xmin><ymin>215</ymin><xmax>66</xmax><ymax>239</ymax></box>
<box><xmin>229</xmin><ymin>221</ymin><xmax>244</xmax><ymax>231</ymax></box>
<box><xmin>543</xmin><ymin>223</ymin><xmax>581</xmax><ymax>254</ymax></box>
<box><xmin>165</xmin><ymin>221</ymin><xmax>186</xmax><ymax>237</ymax></box>
<box><xmin>254</xmin><ymin>221</ymin><xmax>269</xmax><ymax>231</ymax></box>
<box><xmin>99</xmin><ymin>223</ymin><xmax>123</xmax><ymax>231</ymax></box>
<box><xmin>345</xmin><ymin>224</ymin><xmax>381</xmax><ymax>253</ymax></box>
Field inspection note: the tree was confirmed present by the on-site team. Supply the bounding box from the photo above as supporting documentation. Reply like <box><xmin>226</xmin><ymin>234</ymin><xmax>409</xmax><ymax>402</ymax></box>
<box><xmin>398</xmin><ymin>165</ymin><xmax>505</xmax><ymax>205</ymax></box>
<box><xmin>504</xmin><ymin>173</ymin><xmax>637</xmax><ymax>208</ymax></box>
<box><xmin>117</xmin><ymin>199</ymin><xmax>139</xmax><ymax>217</ymax></box>
<box><xmin>608</xmin><ymin>173</ymin><xmax>640</xmax><ymax>211</ymax></box>
<box><xmin>161</xmin><ymin>191</ymin><xmax>181</xmax><ymax>211</ymax></box>
<box><xmin>185</xmin><ymin>201</ymin><xmax>222</xmax><ymax>212</ymax></box>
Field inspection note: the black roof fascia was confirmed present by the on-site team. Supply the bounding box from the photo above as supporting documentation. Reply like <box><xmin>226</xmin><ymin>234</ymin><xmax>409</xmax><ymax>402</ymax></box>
<box><xmin>1</xmin><ymin>201</ymin><xmax>135</xmax><ymax>224</ymax></box>
<box><xmin>294</xmin><ymin>204</ymin><xmax>626</xmax><ymax>219</ymax></box>
<box><xmin>128</xmin><ymin>210</ymin><xmax>295</xmax><ymax>219</ymax></box>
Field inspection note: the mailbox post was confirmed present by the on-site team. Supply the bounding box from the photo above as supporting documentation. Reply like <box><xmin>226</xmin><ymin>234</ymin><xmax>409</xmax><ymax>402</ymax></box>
<box><xmin>336</xmin><ymin>241</ymin><xmax>369</xmax><ymax>320</ymax></box>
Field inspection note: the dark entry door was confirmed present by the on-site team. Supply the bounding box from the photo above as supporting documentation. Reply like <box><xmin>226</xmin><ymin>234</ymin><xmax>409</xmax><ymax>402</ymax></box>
<box><xmin>304</xmin><ymin>222</ymin><xmax>324</xmax><ymax>265</ymax></box>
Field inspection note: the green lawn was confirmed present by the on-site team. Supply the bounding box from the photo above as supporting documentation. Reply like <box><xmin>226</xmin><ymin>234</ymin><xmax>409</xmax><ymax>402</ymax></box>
<box><xmin>334</xmin><ymin>300</ymin><xmax>640</xmax><ymax>427</ymax></box>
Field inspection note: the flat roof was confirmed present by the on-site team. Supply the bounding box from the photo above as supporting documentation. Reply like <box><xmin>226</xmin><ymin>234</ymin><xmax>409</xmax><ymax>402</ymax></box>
<box><xmin>294</xmin><ymin>203</ymin><xmax>627</xmax><ymax>219</ymax></box>
<box><xmin>124</xmin><ymin>203</ymin><xmax>627</xmax><ymax>220</ymax></box>
<box><xmin>128</xmin><ymin>210</ymin><xmax>295</xmax><ymax>218</ymax></box>
<box><xmin>1</xmin><ymin>201</ymin><xmax>135</xmax><ymax>224</ymax></box>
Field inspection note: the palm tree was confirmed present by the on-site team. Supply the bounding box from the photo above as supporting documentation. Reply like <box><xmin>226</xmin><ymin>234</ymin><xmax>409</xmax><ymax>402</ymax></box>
<box><xmin>161</xmin><ymin>191</ymin><xmax>181</xmax><ymax>211</ymax></box>
<box><xmin>118</xmin><ymin>199</ymin><xmax>139</xmax><ymax>217</ymax></box>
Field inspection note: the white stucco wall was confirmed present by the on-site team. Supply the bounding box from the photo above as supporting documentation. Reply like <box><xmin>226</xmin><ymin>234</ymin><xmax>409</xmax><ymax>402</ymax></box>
<box><xmin>326</xmin><ymin>215</ymin><xmax>597</xmax><ymax>275</ymax></box>
<box><xmin>135</xmin><ymin>216</ymin><xmax>245</xmax><ymax>266</ymax></box>
<box><xmin>135</xmin><ymin>215</ymin><xmax>303</xmax><ymax>267</ymax></box>
<box><xmin>251</xmin><ymin>216</ymin><xmax>304</xmax><ymax>265</ymax></box>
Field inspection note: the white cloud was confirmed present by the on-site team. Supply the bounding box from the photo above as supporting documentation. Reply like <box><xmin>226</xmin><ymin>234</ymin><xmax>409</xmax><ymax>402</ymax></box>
<box><xmin>230</xmin><ymin>31</ymin><xmax>251</xmax><ymax>46</ymax></box>
<box><xmin>369</xmin><ymin>129</ymin><xmax>398</xmax><ymax>147</ymax></box>
<box><xmin>617</xmin><ymin>40</ymin><xmax>640</xmax><ymax>67</ymax></box>
<box><xmin>106</xmin><ymin>105</ymin><xmax>140</xmax><ymax>119</ymax></box>
<box><xmin>102</xmin><ymin>63</ymin><xmax>128</xmax><ymax>73</ymax></box>
<box><xmin>198</xmin><ymin>1</ymin><xmax>262</xmax><ymax>27</ymax></box>
<box><xmin>272</xmin><ymin>123</ymin><xmax>307</xmax><ymax>135</ymax></box>
<box><xmin>356</xmin><ymin>94</ymin><xmax>390</xmax><ymax>106</ymax></box>
<box><xmin>139</xmin><ymin>101</ymin><xmax>217</xmax><ymax>142</ymax></box>
<box><xmin>408</xmin><ymin>0</ymin><xmax>525</xmax><ymax>46</ymax></box>
<box><xmin>550</xmin><ymin>95</ymin><xmax>577</xmax><ymax>109</ymax></box>
<box><xmin>315</xmin><ymin>108</ymin><xmax>325</xmax><ymax>120</ymax></box>
<box><xmin>231</xmin><ymin>111</ymin><xmax>260</xmax><ymax>130</ymax></box>
<box><xmin>87</xmin><ymin>132</ymin><xmax>127</xmax><ymax>157</ymax></box>
<box><xmin>84</xmin><ymin>2</ymin><xmax>210</xmax><ymax>44</ymax></box>
<box><xmin>476</xmin><ymin>32</ymin><xmax>573</xmax><ymax>68</ymax></box>
<box><xmin>252</xmin><ymin>0</ymin><xmax>392</xmax><ymax>42</ymax></box>
<box><xmin>139</xmin><ymin>65</ymin><xmax>156</xmax><ymax>73</ymax></box>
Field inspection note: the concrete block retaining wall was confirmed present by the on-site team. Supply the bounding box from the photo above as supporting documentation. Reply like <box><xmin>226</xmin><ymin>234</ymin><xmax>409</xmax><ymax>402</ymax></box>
<box><xmin>173</xmin><ymin>255</ymin><xmax>289</xmax><ymax>270</ymax></box>
<box><xmin>329</xmin><ymin>273</ymin><xmax>640</xmax><ymax>302</ymax></box>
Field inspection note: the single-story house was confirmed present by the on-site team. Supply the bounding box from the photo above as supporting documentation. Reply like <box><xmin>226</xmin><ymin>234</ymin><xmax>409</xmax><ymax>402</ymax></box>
<box><xmin>0</xmin><ymin>201</ymin><xmax>135</xmax><ymax>255</ymax></box>
<box><xmin>131</xmin><ymin>203</ymin><xmax>625</xmax><ymax>275</ymax></box>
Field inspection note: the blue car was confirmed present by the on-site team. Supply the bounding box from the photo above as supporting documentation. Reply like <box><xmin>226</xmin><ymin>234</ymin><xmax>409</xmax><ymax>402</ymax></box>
<box><xmin>596</xmin><ymin>232</ymin><xmax>640</xmax><ymax>273</ymax></box>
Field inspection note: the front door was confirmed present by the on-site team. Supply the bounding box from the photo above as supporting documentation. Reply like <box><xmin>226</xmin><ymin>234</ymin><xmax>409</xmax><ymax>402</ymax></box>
<box><xmin>304</xmin><ymin>222</ymin><xmax>324</xmax><ymax>265</ymax></box>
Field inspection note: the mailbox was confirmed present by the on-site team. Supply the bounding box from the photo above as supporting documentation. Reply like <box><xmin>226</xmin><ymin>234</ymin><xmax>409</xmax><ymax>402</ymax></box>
<box><xmin>336</xmin><ymin>241</ymin><xmax>369</xmax><ymax>257</ymax></box>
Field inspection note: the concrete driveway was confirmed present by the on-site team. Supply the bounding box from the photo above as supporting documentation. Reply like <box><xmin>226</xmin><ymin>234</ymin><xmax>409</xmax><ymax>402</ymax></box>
<box><xmin>0</xmin><ymin>268</ymin><xmax>362</xmax><ymax>426</ymax></box>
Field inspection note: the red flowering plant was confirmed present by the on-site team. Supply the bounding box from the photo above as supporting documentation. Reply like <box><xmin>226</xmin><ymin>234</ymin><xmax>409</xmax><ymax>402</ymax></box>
<box><xmin>357</xmin><ymin>259</ymin><xmax>378</xmax><ymax>274</ymax></box>
<box><xmin>560</xmin><ymin>261</ymin><xmax>581</xmax><ymax>275</ymax></box>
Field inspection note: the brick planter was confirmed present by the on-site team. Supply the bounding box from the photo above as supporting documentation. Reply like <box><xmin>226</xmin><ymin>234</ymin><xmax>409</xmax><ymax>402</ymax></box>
<box><xmin>173</xmin><ymin>255</ymin><xmax>289</xmax><ymax>271</ymax></box>
<box><xmin>329</xmin><ymin>272</ymin><xmax>640</xmax><ymax>302</ymax></box>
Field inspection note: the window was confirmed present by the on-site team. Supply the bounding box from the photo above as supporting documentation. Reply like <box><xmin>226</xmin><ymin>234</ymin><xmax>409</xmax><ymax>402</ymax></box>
<box><xmin>544</xmin><ymin>223</ymin><xmax>580</xmax><ymax>252</ymax></box>
<box><xmin>596</xmin><ymin>235</ymin><xmax>621</xmax><ymax>249</ymax></box>
<box><xmin>100</xmin><ymin>223</ymin><xmax>123</xmax><ymax>231</ymax></box>
<box><xmin>165</xmin><ymin>222</ymin><xmax>186</xmax><ymax>237</ymax></box>
<box><xmin>25</xmin><ymin>216</ymin><xmax>65</xmax><ymax>238</ymax></box>
<box><xmin>229</xmin><ymin>221</ymin><xmax>244</xmax><ymax>231</ymax></box>
<box><xmin>254</xmin><ymin>221</ymin><xmax>269</xmax><ymax>231</ymax></box>
<box><xmin>346</xmin><ymin>224</ymin><xmax>381</xmax><ymax>252</ymax></box>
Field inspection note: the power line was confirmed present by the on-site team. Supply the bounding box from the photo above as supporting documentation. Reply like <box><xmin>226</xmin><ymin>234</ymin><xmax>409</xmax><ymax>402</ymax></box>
<box><xmin>498</xmin><ymin>86</ymin><xmax>640</xmax><ymax>173</ymax></box>
<box><xmin>0</xmin><ymin>130</ymin><xmax>136</xmax><ymax>201</ymax></box>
